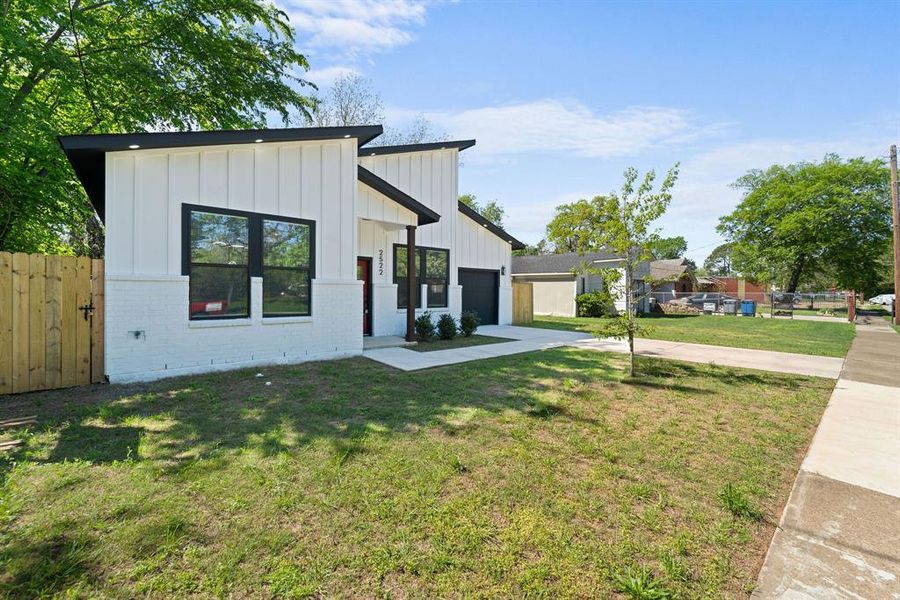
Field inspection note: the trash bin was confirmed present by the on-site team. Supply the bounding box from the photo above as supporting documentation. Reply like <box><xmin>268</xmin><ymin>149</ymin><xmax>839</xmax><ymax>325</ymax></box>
<box><xmin>723</xmin><ymin>298</ymin><xmax>738</xmax><ymax>315</ymax></box>
<box><xmin>741</xmin><ymin>299</ymin><xmax>757</xmax><ymax>317</ymax></box>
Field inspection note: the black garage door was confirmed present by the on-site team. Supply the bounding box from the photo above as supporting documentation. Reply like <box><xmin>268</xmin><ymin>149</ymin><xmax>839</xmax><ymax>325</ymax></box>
<box><xmin>459</xmin><ymin>268</ymin><xmax>499</xmax><ymax>325</ymax></box>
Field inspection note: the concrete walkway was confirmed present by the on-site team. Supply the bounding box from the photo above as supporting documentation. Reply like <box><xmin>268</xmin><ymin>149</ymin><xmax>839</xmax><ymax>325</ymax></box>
<box><xmin>755</xmin><ymin>315</ymin><xmax>900</xmax><ymax>598</ymax></box>
<box><xmin>364</xmin><ymin>325</ymin><xmax>844</xmax><ymax>378</ymax></box>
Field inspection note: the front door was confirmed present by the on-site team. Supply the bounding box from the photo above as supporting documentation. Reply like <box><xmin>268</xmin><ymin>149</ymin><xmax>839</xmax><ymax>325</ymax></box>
<box><xmin>357</xmin><ymin>257</ymin><xmax>372</xmax><ymax>335</ymax></box>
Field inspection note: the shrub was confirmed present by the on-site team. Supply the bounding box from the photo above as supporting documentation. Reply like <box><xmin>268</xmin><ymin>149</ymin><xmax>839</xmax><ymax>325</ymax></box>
<box><xmin>576</xmin><ymin>290</ymin><xmax>613</xmax><ymax>317</ymax></box>
<box><xmin>459</xmin><ymin>311</ymin><xmax>479</xmax><ymax>337</ymax></box>
<box><xmin>437</xmin><ymin>313</ymin><xmax>457</xmax><ymax>340</ymax></box>
<box><xmin>414</xmin><ymin>311</ymin><xmax>435</xmax><ymax>341</ymax></box>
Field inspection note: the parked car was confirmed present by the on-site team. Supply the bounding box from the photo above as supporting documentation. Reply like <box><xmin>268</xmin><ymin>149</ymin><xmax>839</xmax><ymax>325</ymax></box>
<box><xmin>868</xmin><ymin>294</ymin><xmax>895</xmax><ymax>306</ymax></box>
<box><xmin>677</xmin><ymin>293</ymin><xmax>738</xmax><ymax>309</ymax></box>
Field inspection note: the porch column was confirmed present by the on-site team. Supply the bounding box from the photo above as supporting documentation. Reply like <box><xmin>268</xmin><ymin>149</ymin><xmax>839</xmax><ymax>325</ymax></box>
<box><xmin>406</xmin><ymin>224</ymin><xmax>417</xmax><ymax>342</ymax></box>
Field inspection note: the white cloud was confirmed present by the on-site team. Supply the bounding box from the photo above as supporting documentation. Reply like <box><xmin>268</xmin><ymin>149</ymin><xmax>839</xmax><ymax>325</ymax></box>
<box><xmin>278</xmin><ymin>0</ymin><xmax>431</xmax><ymax>56</ymax></box>
<box><xmin>406</xmin><ymin>99</ymin><xmax>718</xmax><ymax>159</ymax></box>
<box><xmin>303</xmin><ymin>65</ymin><xmax>359</xmax><ymax>87</ymax></box>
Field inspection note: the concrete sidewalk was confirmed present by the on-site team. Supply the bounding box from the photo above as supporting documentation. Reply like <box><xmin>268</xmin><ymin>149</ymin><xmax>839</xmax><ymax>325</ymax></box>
<box><xmin>364</xmin><ymin>325</ymin><xmax>844</xmax><ymax>378</ymax></box>
<box><xmin>755</xmin><ymin>316</ymin><xmax>900</xmax><ymax>598</ymax></box>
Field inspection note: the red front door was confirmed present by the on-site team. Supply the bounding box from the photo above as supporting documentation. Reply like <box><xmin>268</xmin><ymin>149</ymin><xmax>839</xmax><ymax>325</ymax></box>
<box><xmin>357</xmin><ymin>258</ymin><xmax>372</xmax><ymax>335</ymax></box>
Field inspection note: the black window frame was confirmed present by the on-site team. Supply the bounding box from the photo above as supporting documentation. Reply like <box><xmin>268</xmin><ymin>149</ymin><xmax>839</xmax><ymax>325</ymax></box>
<box><xmin>182</xmin><ymin>204</ymin><xmax>316</xmax><ymax>320</ymax></box>
<box><xmin>393</xmin><ymin>244</ymin><xmax>449</xmax><ymax>309</ymax></box>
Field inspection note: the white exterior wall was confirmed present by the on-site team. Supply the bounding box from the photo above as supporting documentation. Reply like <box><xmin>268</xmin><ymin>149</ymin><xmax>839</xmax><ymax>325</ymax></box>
<box><xmin>359</xmin><ymin>149</ymin><xmax>512</xmax><ymax>328</ymax></box>
<box><xmin>103</xmin><ymin>139</ymin><xmax>361</xmax><ymax>382</ymax></box>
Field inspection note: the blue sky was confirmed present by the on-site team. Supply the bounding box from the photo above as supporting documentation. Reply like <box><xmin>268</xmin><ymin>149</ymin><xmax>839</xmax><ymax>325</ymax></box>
<box><xmin>278</xmin><ymin>0</ymin><xmax>899</xmax><ymax>263</ymax></box>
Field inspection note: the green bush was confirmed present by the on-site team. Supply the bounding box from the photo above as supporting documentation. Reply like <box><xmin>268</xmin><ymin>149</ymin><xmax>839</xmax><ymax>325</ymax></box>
<box><xmin>414</xmin><ymin>311</ymin><xmax>435</xmax><ymax>341</ymax></box>
<box><xmin>437</xmin><ymin>313</ymin><xmax>457</xmax><ymax>340</ymax></box>
<box><xmin>576</xmin><ymin>290</ymin><xmax>613</xmax><ymax>317</ymax></box>
<box><xmin>459</xmin><ymin>311</ymin><xmax>479</xmax><ymax>337</ymax></box>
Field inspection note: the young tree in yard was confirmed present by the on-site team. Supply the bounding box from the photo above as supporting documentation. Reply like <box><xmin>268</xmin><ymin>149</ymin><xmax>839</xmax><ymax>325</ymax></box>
<box><xmin>718</xmin><ymin>155</ymin><xmax>891</xmax><ymax>293</ymax></box>
<box><xmin>1</xmin><ymin>0</ymin><xmax>315</xmax><ymax>255</ymax></box>
<box><xmin>459</xmin><ymin>193</ymin><xmax>506</xmax><ymax>227</ymax></box>
<box><xmin>548</xmin><ymin>164</ymin><xmax>680</xmax><ymax>376</ymax></box>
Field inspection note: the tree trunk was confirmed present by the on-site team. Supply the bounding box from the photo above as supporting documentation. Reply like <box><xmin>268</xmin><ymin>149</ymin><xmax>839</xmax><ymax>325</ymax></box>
<box><xmin>786</xmin><ymin>256</ymin><xmax>806</xmax><ymax>293</ymax></box>
<box><xmin>628</xmin><ymin>331</ymin><xmax>635</xmax><ymax>377</ymax></box>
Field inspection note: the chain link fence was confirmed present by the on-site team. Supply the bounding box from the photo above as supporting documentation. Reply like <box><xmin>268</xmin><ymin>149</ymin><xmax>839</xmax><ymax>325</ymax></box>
<box><xmin>643</xmin><ymin>290</ymin><xmax>849</xmax><ymax>317</ymax></box>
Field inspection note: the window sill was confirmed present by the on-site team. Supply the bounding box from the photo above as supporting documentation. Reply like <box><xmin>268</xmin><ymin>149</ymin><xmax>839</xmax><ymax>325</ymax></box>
<box><xmin>262</xmin><ymin>316</ymin><xmax>312</xmax><ymax>325</ymax></box>
<box><xmin>395</xmin><ymin>308</ymin><xmax>448</xmax><ymax>313</ymax></box>
<box><xmin>188</xmin><ymin>318</ymin><xmax>253</xmax><ymax>329</ymax></box>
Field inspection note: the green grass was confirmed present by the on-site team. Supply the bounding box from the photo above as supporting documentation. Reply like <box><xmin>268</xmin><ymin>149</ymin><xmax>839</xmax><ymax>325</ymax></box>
<box><xmin>531</xmin><ymin>315</ymin><xmax>855</xmax><ymax>357</ymax></box>
<box><xmin>0</xmin><ymin>350</ymin><xmax>832</xmax><ymax>598</ymax></box>
<box><xmin>411</xmin><ymin>334</ymin><xmax>513</xmax><ymax>352</ymax></box>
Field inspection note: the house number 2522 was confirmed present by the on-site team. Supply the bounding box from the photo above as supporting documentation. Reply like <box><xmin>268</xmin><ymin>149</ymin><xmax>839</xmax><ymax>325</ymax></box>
<box><xmin>378</xmin><ymin>249</ymin><xmax>384</xmax><ymax>276</ymax></box>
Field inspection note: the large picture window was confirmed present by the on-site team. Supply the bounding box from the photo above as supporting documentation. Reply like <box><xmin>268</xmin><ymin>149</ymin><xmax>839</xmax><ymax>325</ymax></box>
<box><xmin>183</xmin><ymin>205</ymin><xmax>315</xmax><ymax>320</ymax></box>
<box><xmin>394</xmin><ymin>245</ymin><xmax>449</xmax><ymax>309</ymax></box>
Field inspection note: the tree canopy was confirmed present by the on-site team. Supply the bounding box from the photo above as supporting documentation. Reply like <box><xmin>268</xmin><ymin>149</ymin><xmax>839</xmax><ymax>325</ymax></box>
<box><xmin>717</xmin><ymin>155</ymin><xmax>891</xmax><ymax>293</ymax></box>
<box><xmin>647</xmin><ymin>235</ymin><xmax>687</xmax><ymax>260</ymax></box>
<box><xmin>459</xmin><ymin>193</ymin><xmax>505</xmax><ymax>227</ymax></box>
<box><xmin>1</xmin><ymin>0</ymin><xmax>315</xmax><ymax>254</ymax></box>
<box><xmin>703</xmin><ymin>243</ymin><xmax>735</xmax><ymax>276</ymax></box>
<box><xmin>312</xmin><ymin>74</ymin><xmax>447</xmax><ymax>145</ymax></box>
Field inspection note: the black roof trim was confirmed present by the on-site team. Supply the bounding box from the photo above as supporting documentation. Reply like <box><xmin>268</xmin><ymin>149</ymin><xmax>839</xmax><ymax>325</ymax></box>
<box><xmin>360</xmin><ymin>139</ymin><xmax>476</xmax><ymax>156</ymax></box>
<box><xmin>358</xmin><ymin>166</ymin><xmax>440</xmax><ymax>226</ymax></box>
<box><xmin>58</xmin><ymin>125</ymin><xmax>384</xmax><ymax>221</ymax></box>
<box><xmin>458</xmin><ymin>201</ymin><xmax>525</xmax><ymax>250</ymax></box>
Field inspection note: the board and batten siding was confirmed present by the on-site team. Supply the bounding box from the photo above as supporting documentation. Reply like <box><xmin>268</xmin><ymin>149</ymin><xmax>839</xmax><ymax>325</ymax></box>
<box><xmin>358</xmin><ymin>150</ymin><xmax>459</xmax><ymax>282</ymax></box>
<box><xmin>105</xmin><ymin>139</ymin><xmax>358</xmax><ymax>280</ymax></box>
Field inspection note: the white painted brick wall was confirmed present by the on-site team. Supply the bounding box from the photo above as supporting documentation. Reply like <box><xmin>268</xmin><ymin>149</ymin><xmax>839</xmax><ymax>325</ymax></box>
<box><xmin>105</xmin><ymin>275</ymin><xmax>362</xmax><ymax>382</ymax></box>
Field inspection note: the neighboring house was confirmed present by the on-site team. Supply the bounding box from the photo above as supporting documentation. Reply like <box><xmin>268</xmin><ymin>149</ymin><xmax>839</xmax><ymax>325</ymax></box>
<box><xmin>511</xmin><ymin>251</ymin><xmax>626</xmax><ymax>316</ymax></box>
<box><xmin>637</xmin><ymin>258</ymin><xmax>696</xmax><ymax>304</ymax></box>
<box><xmin>697</xmin><ymin>276</ymin><xmax>769</xmax><ymax>298</ymax></box>
<box><xmin>59</xmin><ymin>126</ymin><xmax>524</xmax><ymax>382</ymax></box>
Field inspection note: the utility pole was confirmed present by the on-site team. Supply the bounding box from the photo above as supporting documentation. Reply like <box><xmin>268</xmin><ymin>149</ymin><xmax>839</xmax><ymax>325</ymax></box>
<box><xmin>891</xmin><ymin>144</ymin><xmax>899</xmax><ymax>325</ymax></box>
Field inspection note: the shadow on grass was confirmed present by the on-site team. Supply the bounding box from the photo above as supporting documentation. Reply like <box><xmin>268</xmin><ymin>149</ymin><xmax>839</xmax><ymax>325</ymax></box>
<box><xmin>49</xmin><ymin>423</ymin><xmax>142</xmax><ymax>464</ymax></box>
<box><xmin>0</xmin><ymin>349</ymin><xmax>623</xmax><ymax>471</ymax></box>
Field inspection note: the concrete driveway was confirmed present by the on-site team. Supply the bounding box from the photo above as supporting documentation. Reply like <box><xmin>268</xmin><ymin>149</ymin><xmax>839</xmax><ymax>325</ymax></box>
<box><xmin>364</xmin><ymin>325</ymin><xmax>844</xmax><ymax>378</ymax></box>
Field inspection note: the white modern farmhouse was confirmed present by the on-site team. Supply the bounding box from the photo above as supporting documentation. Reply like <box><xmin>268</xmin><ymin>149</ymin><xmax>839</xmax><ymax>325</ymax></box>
<box><xmin>59</xmin><ymin>126</ymin><xmax>523</xmax><ymax>382</ymax></box>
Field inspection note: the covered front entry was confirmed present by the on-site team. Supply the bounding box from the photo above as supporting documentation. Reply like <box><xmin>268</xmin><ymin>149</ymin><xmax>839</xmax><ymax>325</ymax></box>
<box><xmin>459</xmin><ymin>268</ymin><xmax>499</xmax><ymax>325</ymax></box>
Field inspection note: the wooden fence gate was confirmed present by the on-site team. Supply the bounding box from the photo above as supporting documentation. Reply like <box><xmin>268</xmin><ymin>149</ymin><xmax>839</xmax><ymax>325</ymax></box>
<box><xmin>0</xmin><ymin>252</ymin><xmax>104</xmax><ymax>395</ymax></box>
<box><xmin>512</xmin><ymin>281</ymin><xmax>534</xmax><ymax>325</ymax></box>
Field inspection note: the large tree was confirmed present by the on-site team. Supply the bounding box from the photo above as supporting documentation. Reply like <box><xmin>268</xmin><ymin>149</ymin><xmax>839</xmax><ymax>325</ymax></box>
<box><xmin>1</xmin><ymin>0</ymin><xmax>315</xmax><ymax>255</ymax></box>
<box><xmin>647</xmin><ymin>235</ymin><xmax>687</xmax><ymax>260</ymax></box>
<box><xmin>548</xmin><ymin>164</ymin><xmax>680</xmax><ymax>376</ymax></box>
<box><xmin>703</xmin><ymin>243</ymin><xmax>735</xmax><ymax>276</ymax></box>
<box><xmin>312</xmin><ymin>74</ymin><xmax>447</xmax><ymax>145</ymax></box>
<box><xmin>717</xmin><ymin>155</ymin><xmax>891</xmax><ymax>293</ymax></box>
<box><xmin>459</xmin><ymin>193</ymin><xmax>505</xmax><ymax>227</ymax></box>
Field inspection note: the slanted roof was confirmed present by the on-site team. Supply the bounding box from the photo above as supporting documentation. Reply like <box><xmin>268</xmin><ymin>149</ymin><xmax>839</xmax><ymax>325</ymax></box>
<box><xmin>360</xmin><ymin>139</ymin><xmax>476</xmax><ymax>157</ymax></box>
<box><xmin>646</xmin><ymin>258</ymin><xmax>692</xmax><ymax>281</ymax></box>
<box><xmin>511</xmin><ymin>251</ymin><xmax>620</xmax><ymax>275</ymax></box>
<box><xmin>357</xmin><ymin>166</ymin><xmax>440</xmax><ymax>226</ymax></box>
<box><xmin>457</xmin><ymin>201</ymin><xmax>525</xmax><ymax>250</ymax></box>
<box><xmin>58</xmin><ymin>125</ymin><xmax>384</xmax><ymax>221</ymax></box>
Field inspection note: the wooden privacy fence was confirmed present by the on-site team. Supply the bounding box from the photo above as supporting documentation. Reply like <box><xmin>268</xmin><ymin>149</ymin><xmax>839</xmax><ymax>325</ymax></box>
<box><xmin>512</xmin><ymin>281</ymin><xmax>533</xmax><ymax>325</ymax></box>
<box><xmin>0</xmin><ymin>253</ymin><xmax>104</xmax><ymax>395</ymax></box>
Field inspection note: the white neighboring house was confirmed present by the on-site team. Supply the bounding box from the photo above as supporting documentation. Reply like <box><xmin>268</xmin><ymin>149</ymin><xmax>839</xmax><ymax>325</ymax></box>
<box><xmin>59</xmin><ymin>126</ymin><xmax>524</xmax><ymax>383</ymax></box>
<box><xmin>511</xmin><ymin>252</ymin><xmax>627</xmax><ymax>316</ymax></box>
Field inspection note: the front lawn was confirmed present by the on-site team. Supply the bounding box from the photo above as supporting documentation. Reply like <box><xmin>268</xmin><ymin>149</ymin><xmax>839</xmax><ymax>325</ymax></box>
<box><xmin>532</xmin><ymin>314</ymin><xmax>855</xmax><ymax>357</ymax></box>
<box><xmin>412</xmin><ymin>334</ymin><xmax>514</xmax><ymax>352</ymax></box>
<box><xmin>1</xmin><ymin>350</ymin><xmax>832</xmax><ymax>597</ymax></box>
